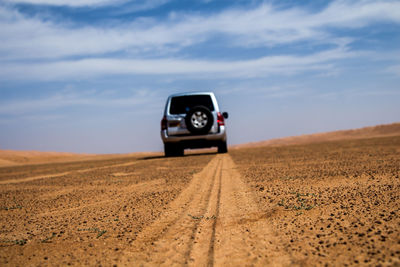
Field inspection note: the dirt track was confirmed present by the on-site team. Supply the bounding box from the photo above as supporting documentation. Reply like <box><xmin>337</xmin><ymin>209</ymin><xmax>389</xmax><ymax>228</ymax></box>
<box><xmin>119</xmin><ymin>154</ymin><xmax>290</xmax><ymax>266</ymax></box>
<box><xmin>0</xmin><ymin>135</ymin><xmax>399</xmax><ymax>266</ymax></box>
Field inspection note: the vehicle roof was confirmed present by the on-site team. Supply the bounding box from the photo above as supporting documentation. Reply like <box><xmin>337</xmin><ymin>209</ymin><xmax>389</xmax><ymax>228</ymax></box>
<box><xmin>168</xmin><ymin>92</ymin><xmax>215</xmax><ymax>98</ymax></box>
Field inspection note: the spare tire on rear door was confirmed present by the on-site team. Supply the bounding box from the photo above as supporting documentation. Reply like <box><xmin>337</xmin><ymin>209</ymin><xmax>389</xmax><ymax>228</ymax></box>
<box><xmin>185</xmin><ymin>105</ymin><xmax>214</xmax><ymax>135</ymax></box>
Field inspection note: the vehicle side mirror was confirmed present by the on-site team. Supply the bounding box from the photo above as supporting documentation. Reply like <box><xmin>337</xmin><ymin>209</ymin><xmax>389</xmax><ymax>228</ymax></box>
<box><xmin>222</xmin><ymin>112</ymin><xmax>228</xmax><ymax>119</ymax></box>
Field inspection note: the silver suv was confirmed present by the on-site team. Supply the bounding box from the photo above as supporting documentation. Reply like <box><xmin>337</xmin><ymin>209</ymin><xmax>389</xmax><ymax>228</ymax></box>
<box><xmin>161</xmin><ymin>92</ymin><xmax>228</xmax><ymax>156</ymax></box>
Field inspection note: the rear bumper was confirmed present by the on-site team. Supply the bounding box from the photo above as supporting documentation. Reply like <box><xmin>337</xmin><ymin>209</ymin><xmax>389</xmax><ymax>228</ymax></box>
<box><xmin>161</xmin><ymin>126</ymin><xmax>227</xmax><ymax>148</ymax></box>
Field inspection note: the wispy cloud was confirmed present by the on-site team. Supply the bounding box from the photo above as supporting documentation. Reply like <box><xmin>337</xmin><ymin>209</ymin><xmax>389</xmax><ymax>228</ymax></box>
<box><xmin>1</xmin><ymin>1</ymin><xmax>400</xmax><ymax>61</ymax></box>
<box><xmin>0</xmin><ymin>47</ymin><xmax>356</xmax><ymax>80</ymax></box>
<box><xmin>0</xmin><ymin>89</ymin><xmax>159</xmax><ymax>115</ymax></box>
<box><xmin>5</xmin><ymin>0</ymin><xmax>170</xmax><ymax>13</ymax></box>
<box><xmin>4</xmin><ymin>0</ymin><xmax>128</xmax><ymax>7</ymax></box>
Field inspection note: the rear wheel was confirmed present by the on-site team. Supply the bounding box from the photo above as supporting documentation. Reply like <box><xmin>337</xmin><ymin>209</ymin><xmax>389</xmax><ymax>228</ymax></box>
<box><xmin>218</xmin><ymin>141</ymin><xmax>228</xmax><ymax>153</ymax></box>
<box><xmin>164</xmin><ymin>144</ymin><xmax>173</xmax><ymax>157</ymax></box>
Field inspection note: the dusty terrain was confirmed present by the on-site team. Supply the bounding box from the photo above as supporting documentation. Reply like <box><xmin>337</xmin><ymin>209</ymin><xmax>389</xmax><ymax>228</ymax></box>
<box><xmin>230</xmin><ymin>135</ymin><xmax>400</xmax><ymax>266</ymax></box>
<box><xmin>0</xmin><ymin>123</ymin><xmax>399</xmax><ymax>266</ymax></box>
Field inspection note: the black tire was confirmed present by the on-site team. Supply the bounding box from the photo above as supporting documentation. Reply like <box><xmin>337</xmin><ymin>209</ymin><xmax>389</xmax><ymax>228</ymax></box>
<box><xmin>164</xmin><ymin>143</ymin><xmax>173</xmax><ymax>157</ymax></box>
<box><xmin>185</xmin><ymin>106</ymin><xmax>214</xmax><ymax>135</ymax></box>
<box><xmin>164</xmin><ymin>143</ymin><xmax>184</xmax><ymax>157</ymax></box>
<box><xmin>218</xmin><ymin>141</ymin><xmax>228</xmax><ymax>153</ymax></box>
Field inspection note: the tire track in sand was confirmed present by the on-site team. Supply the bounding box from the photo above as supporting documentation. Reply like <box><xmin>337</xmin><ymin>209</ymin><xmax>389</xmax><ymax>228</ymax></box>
<box><xmin>120</xmin><ymin>154</ymin><xmax>293</xmax><ymax>266</ymax></box>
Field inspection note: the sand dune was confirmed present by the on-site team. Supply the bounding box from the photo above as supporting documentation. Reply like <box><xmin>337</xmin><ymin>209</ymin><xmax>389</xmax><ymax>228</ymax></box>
<box><xmin>0</xmin><ymin>150</ymin><xmax>93</xmax><ymax>167</ymax></box>
<box><xmin>0</xmin><ymin>149</ymin><xmax>156</xmax><ymax>167</ymax></box>
<box><xmin>234</xmin><ymin>122</ymin><xmax>400</xmax><ymax>148</ymax></box>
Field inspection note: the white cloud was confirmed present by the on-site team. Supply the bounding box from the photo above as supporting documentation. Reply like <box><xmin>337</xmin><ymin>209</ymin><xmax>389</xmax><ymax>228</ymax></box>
<box><xmin>202</xmin><ymin>0</ymin><xmax>400</xmax><ymax>46</ymax></box>
<box><xmin>0</xmin><ymin>89</ymin><xmax>159</xmax><ymax>115</ymax></box>
<box><xmin>0</xmin><ymin>47</ymin><xmax>355</xmax><ymax>81</ymax></box>
<box><xmin>1</xmin><ymin>1</ymin><xmax>400</xmax><ymax>61</ymax></box>
<box><xmin>4</xmin><ymin>0</ymin><xmax>170</xmax><ymax>12</ymax></box>
<box><xmin>313</xmin><ymin>0</ymin><xmax>400</xmax><ymax>27</ymax></box>
<box><xmin>4</xmin><ymin>0</ymin><xmax>127</xmax><ymax>7</ymax></box>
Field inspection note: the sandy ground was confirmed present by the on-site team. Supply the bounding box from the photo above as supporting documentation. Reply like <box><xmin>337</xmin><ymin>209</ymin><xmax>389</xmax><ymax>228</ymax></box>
<box><xmin>0</xmin><ymin>126</ymin><xmax>399</xmax><ymax>266</ymax></box>
<box><xmin>230</xmin><ymin>136</ymin><xmax>400</xmax><ymax>266</ymax></box>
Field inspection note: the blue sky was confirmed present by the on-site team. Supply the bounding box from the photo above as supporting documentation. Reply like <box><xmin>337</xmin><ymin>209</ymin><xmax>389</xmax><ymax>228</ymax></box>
<box><xmin>0</xmin><ymin>0</ymin><xmax>399</xmax><ymax>153</ymax></box>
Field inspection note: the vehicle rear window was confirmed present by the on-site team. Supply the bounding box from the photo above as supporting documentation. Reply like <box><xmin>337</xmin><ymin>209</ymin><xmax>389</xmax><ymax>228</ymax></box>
<box><xmin>169</xmin><ymin>95</ymin><xmax>214</xmax><ymax>114</ymax></box>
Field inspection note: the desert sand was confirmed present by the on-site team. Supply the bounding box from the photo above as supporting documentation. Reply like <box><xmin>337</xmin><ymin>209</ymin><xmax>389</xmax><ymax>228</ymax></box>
<box><xmin>0</xmin><ymin>123</ymin><xmax>399</xmax><ymax>266</ymax></box>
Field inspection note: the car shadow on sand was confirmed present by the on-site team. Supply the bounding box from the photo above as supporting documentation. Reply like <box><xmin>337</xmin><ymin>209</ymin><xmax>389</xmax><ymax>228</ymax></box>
<box><xmin>139</xmin><ymin>151</ymin><xmax>218</xmax><ymax>160</ymax></box>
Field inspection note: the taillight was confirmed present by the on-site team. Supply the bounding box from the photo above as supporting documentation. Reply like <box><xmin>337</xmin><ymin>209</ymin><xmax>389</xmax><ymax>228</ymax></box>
<box><xmin>217</xmin><ymin>112</ymin><xmax>225</xmax><ymax>126</ymax></box>
<box><xmin>161</xmin><ymin>116</ymin><xmax>168</xmax><ymax>130</ymax></box>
